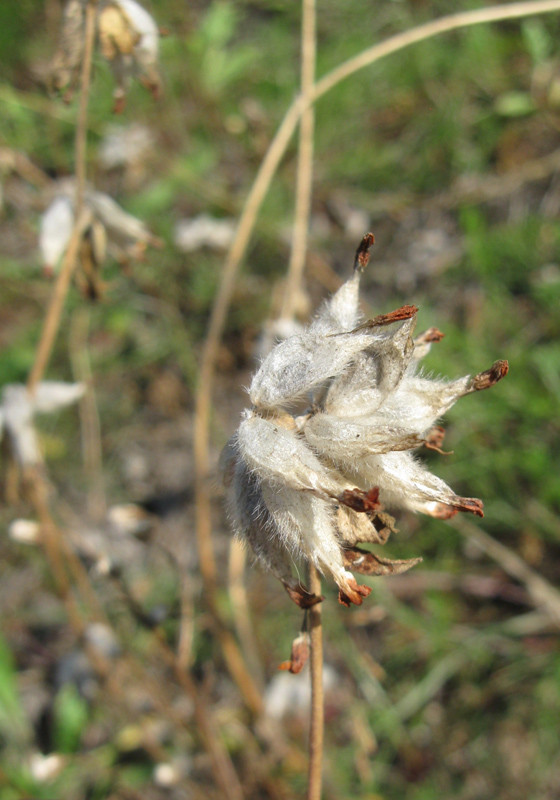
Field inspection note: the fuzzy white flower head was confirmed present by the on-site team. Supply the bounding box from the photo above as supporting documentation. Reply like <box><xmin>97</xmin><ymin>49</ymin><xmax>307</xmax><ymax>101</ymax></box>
<box><xmin>221</xmin><ymin>234</ymin><xmax>509</xmax><ymax>607</ymax></box>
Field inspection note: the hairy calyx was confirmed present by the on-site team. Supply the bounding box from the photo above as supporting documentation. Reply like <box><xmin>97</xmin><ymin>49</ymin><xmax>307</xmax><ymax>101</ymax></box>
<box><xmin>221</xmin><ymin>234</ymin><xmax>508</xmax><ymax>607</ymax></box>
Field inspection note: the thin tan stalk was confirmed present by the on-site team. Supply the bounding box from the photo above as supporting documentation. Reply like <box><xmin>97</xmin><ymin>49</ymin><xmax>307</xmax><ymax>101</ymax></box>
<box><xmin>307</xmin><ymin>564</ymin><xmax>324</xmax><ymax>800</ymax></box>
<box><xmin>25</xmin><ymin>467</ymin><xmax>84</xmax><ymax>633</ymax></box>
<box><xmin>69</xmin><ymin>307</ymin><xmax>107</xmax><ymax>523</ymax></box>
<box><xmin>193</xmin><ymin>95</ymin><xmax>304</xmax><ymax>590</ymax></box>
<box><xmin>313</xmin><ymin>0</ymin><xmax>560</xmax><ymax>102</ymax></box>
<box><xmin>27</xmin><ymin>208</ymin><xmax>91</xmax><ymax>394</ymax></box>
<box><xmin>451</xmin><ymin>517</ymin><xmax>560</xmax><ymax>626</ymax></box>
<box><xmin>74</xmin><ymin>0</ymin><xmax>97</xmax><ymax>214</ymax></box>
<box><xmin>176</xmin><ymin>575</ymin><xmax>195</xmax><ymax>670</ymax></box>
<box><xmin>193</xmin><ymin>0</ymin><xmax>560</xmax><ymax>717</ymax></box>
<box><xmin>27</xmin><ymin>0</ymin><xmax>97</xmax><ymax>394</ymax></box>
<box><xmin>280</xmin><ymin>0</ymin><xmax>316</xmax><ymax>321</ymax></box>
<box><xmin>228</xmin><ymin>538</ymin><xmax>265</xmax><ymax>689</ymax></box>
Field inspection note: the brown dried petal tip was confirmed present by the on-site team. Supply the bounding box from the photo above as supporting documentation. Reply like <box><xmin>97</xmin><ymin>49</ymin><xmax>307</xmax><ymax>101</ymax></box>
<box><xmin>354</xmin><ymin>233</ymin><xmax>375</xmax><ymax>273</ymax></box>
<box><xmin>283</xmin><ymin>582</ymin><xmax>324</xmax><ymax>608</ymax></box>
<box><xmin>338</xmin><ymin>577</ymin><xmax>372</xmax><ymax>607</ymax></box>
<box><xmin>278</xmin><ymin>633</ymin><xmax>310</xmax><ymax>674</ymax></box>
<box><xmin>365</xmin><ymin>305</ymin><xmax>419</xmax><ymax>329</ymax></box>
<box><xmin>343</xmin><ymin>546</ymin><xmax>423</xmax><ymax>577</ymax></box>
<box><xmin>416</xmin><ymin>327</ymin><xmax>445</xmax><ymax>344</ymax></box>
<box><xmin>424</xmin><ymin>426</ymin><xmax>453</xmax><ymax>455</ymax></box>
<box><xmin>470</xmin><ymin>360</ymin><xmax>509</xmax><ymax>392</ymax></box>
<box><xmin>338</xmin><ymin>487</ymin><xmax>380</xmax><ymax>513</ymax></box>
<box><xmin>454</xmin><ymin>497</ymin><xmax>484</xmax><ymax>517</ymax></box>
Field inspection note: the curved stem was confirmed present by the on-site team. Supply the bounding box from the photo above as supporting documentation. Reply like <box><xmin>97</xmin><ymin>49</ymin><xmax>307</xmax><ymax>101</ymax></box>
<box><xmin>313</xmin><ymin>0</ymin><xmax>560</xmax><ymax>102</ymax></box>
<box><xmin>307</xmin><ymin>564</ymin><xmax>324</xmax><ymax>800</ymax></box>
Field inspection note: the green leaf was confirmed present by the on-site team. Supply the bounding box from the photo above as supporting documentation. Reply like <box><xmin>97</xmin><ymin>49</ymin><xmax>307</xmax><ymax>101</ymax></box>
<box><xmin>53</xmin><ymin>684</ymin><xmax>89</xmax><ymax>754</ymax></box>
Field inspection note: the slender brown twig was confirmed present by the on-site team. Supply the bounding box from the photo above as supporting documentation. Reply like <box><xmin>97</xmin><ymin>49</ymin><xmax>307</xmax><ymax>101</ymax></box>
<box><xmin>27</xmin><ymin>207</ymin><xmax>91</xmax><ymax>394</ymax></box>
<box><xmin>228</xmin><ymin>538</ymin><xmax>265</xmax><ymax>690</ymax></box>
<box><xmin>280</xmin><ymin>0</ymin><xmax>316</xmax><ymax>321</ymax></box>
<box><xmin>307</xmin><ymin>564</ymin><xmax>324</xmax><ymax>800</ymax></box>
<box><xmin>451</xmin><ymin>516</ymin><xmax>560</xmax><ymax>626</ymax></box>
<box><xmin>74</xmin><ymin>0</ymin><xmax>97</xmax><ymax>214</ymax></box>
<box><xmin>27</xmin><ymin>0</ymin><xmax>97</xmax><ymax>394</ymax></box>
<box><xmin>69</xmin><ymin>307</ymin><xmax>107</xmax><ymax>523</ymax></box>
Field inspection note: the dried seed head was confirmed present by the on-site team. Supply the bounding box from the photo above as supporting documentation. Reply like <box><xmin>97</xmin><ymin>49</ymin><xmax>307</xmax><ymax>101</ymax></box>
<box><xmin>222</xmin><ymin>234</ymin><xmax>508</xmax><ymax>606</ymax></box>
<box><xmin>39</xmin><ymin>184</ymin><xmax>160</xmax><ymax>291</ymax></box>
<box><xmin>50</xmin><ymin>0</ymin><xmax>161</xmax><ymax>109</ymax></box>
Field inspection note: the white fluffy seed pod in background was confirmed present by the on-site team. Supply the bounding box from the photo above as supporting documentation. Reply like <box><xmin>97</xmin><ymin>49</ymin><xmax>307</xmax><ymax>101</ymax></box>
<box><xmin>1</xmin><ymin>382</ymin><xmax>85</xmax><ymax>468</ymax></box>
<box><xmin>39</xmin><ymin>195</ymin><xmax>75</xmax><ymax>277</ymax></box>
<box><xmin>38</xmin><ymin>184</ymin><xmax>161</xmax><ymax>293</ymax></box>
<box><xmin>221</xmin><ymin>234</ymin><xmax>509</xmax><ymax>607</ymax></box>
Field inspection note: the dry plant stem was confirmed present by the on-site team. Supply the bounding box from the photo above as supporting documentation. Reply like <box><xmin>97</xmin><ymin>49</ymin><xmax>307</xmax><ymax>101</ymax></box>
<box><xmin>25</xmin><ymin>468</ymin><xmax>84</xmax><ymax>632</ymax></box>
<box><xmin>280</xmin><ymin>0</ymin><xmax>316</xmax><ymax>321</ymax></box>
<box><xmin>70</xmin><ymin>307</ymin><xmax>107</xmax><ymax>522</ymax></box>
<box><xmin>27</xmin><ymin>208</ymin><xmax>92</xmax><ymax>394</ymax></box>
<box><xmin>74</xmin><ymin>0</ymin><xmax>97</xmax><ymax>213</ymax></box>
<box><xmin>228</xmin><ymin>538</ymin><xmax>265</xmax><ymax>689</ymax></box>
<box><xmin>307</xmin><ymin>564</ymin><xmax>324</xmax><ymax>800</ymax></box>
<box><xmin>452</xmin><ymin>517</ymin><xmax>560</xmax><ymax>627</ymax></box>
<box><xmin>176</xmin><ymin>575</ymin><xmax>195</xmax><ymax>670</ymax></box>
<box><xmin>193</xmin><ymin>0</ymin><xmax>560</xmax><ymax>718</ymax></box>
<box><xmin>27</xmin><ymin>0</ymin><xmax>97</xmax><ymax>394</ymax></box>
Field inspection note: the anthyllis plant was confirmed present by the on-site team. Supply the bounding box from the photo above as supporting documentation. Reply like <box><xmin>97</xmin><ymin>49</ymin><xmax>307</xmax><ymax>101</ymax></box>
<box><xmin>221</xmin><ymin>235</ymin><xmax>508</xmax><ymax>608</ymax></box>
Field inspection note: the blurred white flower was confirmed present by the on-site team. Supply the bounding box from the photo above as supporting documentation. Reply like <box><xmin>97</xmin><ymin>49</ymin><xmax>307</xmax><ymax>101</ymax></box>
<box><xmin>221</xmin><ymin>234</ymin><xmax>508</xmax><ymax>607</ymax></box>
<box><xmin>174</xmin><ymin>214</ymin><xmax>236</xmax><ymax>253</ymax></box>
<box><xmin>264</xmin><ymin>663</ymin><xmax>338</xmax><ymax>720</ymax></box>
<box><xmin>1</xmin><ymin>382</ymin><xmax>84</xmax><ymax>467</ymax></box>
<box><xmin>8</xmin><ymin>519</ymin><xmax>41</xmax><ymax>545</ymax></box>
<box><xmin>29</xmin><ymin>752</ymin><xmax>65</xmax><ymax>782</ymax></box>
<box><xmin>39</xmin><ymin>195</ymin><xmax>74</xmax><ymax>277</ymax></box>
<box><xmin>98</xmin><ymin>123</ymin><xmax>154</xmax><ymax>170</ymax></box>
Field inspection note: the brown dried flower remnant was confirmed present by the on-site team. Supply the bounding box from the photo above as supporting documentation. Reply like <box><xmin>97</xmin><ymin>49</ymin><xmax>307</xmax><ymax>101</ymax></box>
<box><xmin>51</xmin><ymin>0</ymin><xmax>161</xmax><ymax>111</ymax></box>
<box><xmin>278</xmin><ymin>632</ymin><xmax>310</xmax><ymax>674</ymax></box>
<box><xmin>221</xmin><ymin>235</ymin><xmax>508</xmax><ymax>607</ymax></box>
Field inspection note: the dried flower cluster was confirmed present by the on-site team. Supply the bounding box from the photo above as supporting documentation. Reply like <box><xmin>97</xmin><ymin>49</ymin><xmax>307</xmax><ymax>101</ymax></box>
<box><xmin>221</xmin><ymin>235</ymin><xmax>508</xmax><ymax>607</ymax></box>
<box><xmin>51</xmin><ymin>0</ymin><xmax>161</xmax><ymax>111</ymax></box>
<box><xmin>39</xmin><ymin>181</ymin><xmax>161</xmax><ymax>293</ymax></box>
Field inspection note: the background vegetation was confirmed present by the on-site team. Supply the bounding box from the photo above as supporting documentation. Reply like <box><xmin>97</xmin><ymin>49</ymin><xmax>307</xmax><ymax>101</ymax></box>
<box><xmin>1</xmin><ymin>1</ymin><xmax>560</xmax><ymax>798</ymax></box>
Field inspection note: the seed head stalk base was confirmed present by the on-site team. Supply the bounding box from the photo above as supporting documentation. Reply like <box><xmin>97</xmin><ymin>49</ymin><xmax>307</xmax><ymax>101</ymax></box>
<box><xmin>307</xmin><ymin>563</ymin><xmax>324</xmax><ymax>800</ymax></box>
